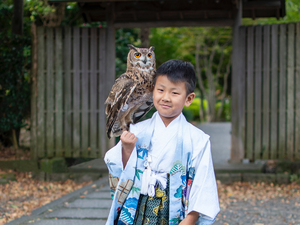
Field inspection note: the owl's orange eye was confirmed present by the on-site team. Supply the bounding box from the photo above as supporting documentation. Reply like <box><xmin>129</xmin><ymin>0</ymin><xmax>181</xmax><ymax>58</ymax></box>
<box><xmin>147</xmin><ymin>53</ymin><xmax>152</xmax><ymax>58</ymax></box>
<box><xmin>135</xmin><ymin>53</ymin><xmax>141</xmax><ymax>58</ymax></box>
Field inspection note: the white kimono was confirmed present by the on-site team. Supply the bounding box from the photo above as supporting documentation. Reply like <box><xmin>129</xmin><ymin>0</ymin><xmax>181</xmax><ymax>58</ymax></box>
<box><xmin>104</xmin><ymin>112</ymin><xmax>220</xmax><ymax>225</ymax></box>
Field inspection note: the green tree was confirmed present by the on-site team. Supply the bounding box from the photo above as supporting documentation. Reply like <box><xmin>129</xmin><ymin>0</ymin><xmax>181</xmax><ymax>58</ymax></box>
<box><xmin>150</xmin><ymin>27</ymin><xmax>232</xmax><ymax>122</ymax></box>
<box><xmin>149</xmin><ymin>27</ymin><xmax>183</xmax><ymax>66</ymax></box>
<box><xmin>243</xmin><ymin>0</ymin><xmax>300</xmax><ymax>25</ymax></box>
<box><xmin>115</xmin><ymin>28</ymin><xmax>141</xmax><ymax>76</ymax></box>
<box><xmin>0</xmin><ymin>33</ymin><xmax>31</xmax><ymax>148</ymax></box>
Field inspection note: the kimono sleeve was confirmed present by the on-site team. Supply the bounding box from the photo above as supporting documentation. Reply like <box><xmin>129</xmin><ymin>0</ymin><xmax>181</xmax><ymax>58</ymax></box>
<box><xmin>188</xmin><ymin>136</ymin><xmax>220</xmax><ymax>224</ymax></box>
<box><xmin>104</xmin><ymin>140</ymin><xmax>137</xmax><ymax>199</ymax></box>
<box><xmin>103</xmin><ymin>123</ymin><xmax>141</xmax><ymax>196</ymax></box>
<box><xmin>104</xmin><ymin>140</ymin><xmax>123</xmax><ymax>177</ymax></box>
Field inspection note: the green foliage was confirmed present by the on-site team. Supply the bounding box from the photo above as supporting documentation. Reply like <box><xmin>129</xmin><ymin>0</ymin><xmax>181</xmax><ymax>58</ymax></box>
<box><xmin>150</xmin><ymin>27</ymin><xmax>232</xmax><ymax>122</ymax></box>
<box><xmin>184</xmin><ymin>97</ymin><xmax>207</xmax><ymax>122</ymax></box>
<box><xmin>290</xmin><ymin>174</ymin><xmax>300</xmax><ymax>184</ymax></box>
<box><xmin>215</xmin><ymin>99</ymin><xmax>231</xmax><ymax>122</ymax></box>
<box><xmin>61</xmin><ymin>3</ymin><xmax>83</xmax><ymax>27</ymax></box>
<box><xmin>0</xmin><ymin>0</ymin><xmax>12</xmax><ymax>31</ymax></box>
<box><xmin>184</xmin><ymin>27</ymin><xmax>232</xmax><ymax>95</ymax></box>
<box><xmin>0</xmin><ymin>32</ymin><xmax>31</xmax><ymax>133</ymax></box>
<box><xmin>149</xmin><ymin>28</ymin><xmax>184</xmax><ymax>66</ymax></box>
<box><xmin>182</xmin><ymin>107</ymin><xmax>194</xmax><ymax>122</ymax></box>
<box><xmin>25</xmin><ymin>0</ymin><xmax>55</xmax><ymax>22</ymax></box>
<box><xmin>182</xmin><ymin>97</ymin><xmax>231</xmax><ymax>122</ymax></box>
<box><xmin>243</xmin><ymin>0</ymin><xmax>300</xmax><ymax>25</ymax></box>
<box><xmin>115</xmin><ymin>28</ymin><xmax>140</xmax><ymax>76</ymax></box>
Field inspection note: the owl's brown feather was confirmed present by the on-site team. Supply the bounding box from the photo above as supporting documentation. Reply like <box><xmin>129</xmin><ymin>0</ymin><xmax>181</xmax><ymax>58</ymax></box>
<box><xmin>105</xmin><ymin>45</ymin><xmax>156</xmax><ymax>139</ymax></box>
<box><xmin>105</xmin><ymin>76</ymin><xmax>137</xmax><ymax>138</ymax></box>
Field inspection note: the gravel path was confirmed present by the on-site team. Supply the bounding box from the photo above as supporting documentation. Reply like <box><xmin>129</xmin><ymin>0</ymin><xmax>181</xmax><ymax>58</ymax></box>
<box><xmin>215</xmin><ymin>197</ymin><xmax>300</xmax><ymax>225</ymax></box>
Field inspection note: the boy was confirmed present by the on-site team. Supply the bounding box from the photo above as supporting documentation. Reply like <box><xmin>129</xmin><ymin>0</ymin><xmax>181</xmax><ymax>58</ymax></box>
<box><xmin>104</xmin><ymin>59</ymin><xmax>220</xmax><ymax>225</ymax></box>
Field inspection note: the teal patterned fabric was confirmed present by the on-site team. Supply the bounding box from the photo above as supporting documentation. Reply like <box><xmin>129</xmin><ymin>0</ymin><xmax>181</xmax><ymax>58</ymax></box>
<box><xmin>133</xmin><ymin>178</ymin><xmax>169</xmax><ymax>224</ymax></box>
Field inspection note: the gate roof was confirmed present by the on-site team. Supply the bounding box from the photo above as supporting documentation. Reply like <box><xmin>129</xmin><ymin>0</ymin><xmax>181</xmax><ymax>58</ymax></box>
<box><xmin>49</xmin><ymin>0</ymin><xmax>285</xmax><ymax>27</ymax></box>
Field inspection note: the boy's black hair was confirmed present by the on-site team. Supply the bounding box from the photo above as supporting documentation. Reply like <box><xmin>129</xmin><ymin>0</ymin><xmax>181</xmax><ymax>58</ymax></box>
<box><xmin>154</xmin><ymin>59</ymin><xmax>196</xmax><ymax>95</ymax></box>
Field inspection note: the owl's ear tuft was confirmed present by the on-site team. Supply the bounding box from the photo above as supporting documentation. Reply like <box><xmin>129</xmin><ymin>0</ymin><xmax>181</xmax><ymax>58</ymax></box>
<box><xmin>149</xmin><ymin>46</ymin><xmax>155</xmax><ymax>51</ymax></box>
<box><xmin>128</xmin><ymin>44</ymin><xmax>138</xmax><ymax>51</ymax></box>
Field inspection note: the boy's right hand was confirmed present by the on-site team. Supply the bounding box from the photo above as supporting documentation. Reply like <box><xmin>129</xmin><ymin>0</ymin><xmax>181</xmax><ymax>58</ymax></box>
<box><xmin>121</xmin><ymin>131</ymin><xmax>137</xmax><ymax>153</ymax></box>
<box><xmin>120</xmin><ymin>131</ymin><xmax>137</xmax><ymax>168</ymax></box>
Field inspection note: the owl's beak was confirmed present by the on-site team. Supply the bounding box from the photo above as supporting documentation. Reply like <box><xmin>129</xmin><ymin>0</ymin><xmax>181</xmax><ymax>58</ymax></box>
<box><xmin>143</xmin><ymin>58</ymin><xmax>147</xmax><ymax>64</ymax></box>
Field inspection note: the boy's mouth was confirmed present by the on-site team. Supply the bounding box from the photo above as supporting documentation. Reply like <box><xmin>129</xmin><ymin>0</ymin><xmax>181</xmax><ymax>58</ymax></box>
<box><xmin>160</xmin><ymin>104</ymin><xmax>171</xmax><ymax>108</ymax></box>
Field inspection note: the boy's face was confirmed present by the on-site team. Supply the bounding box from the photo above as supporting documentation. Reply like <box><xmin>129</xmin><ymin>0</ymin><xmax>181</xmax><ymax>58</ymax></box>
<box><xmin>153</xmin><ymin>75</ymin><xmax>195</xmax><ymax>126</ymax></box>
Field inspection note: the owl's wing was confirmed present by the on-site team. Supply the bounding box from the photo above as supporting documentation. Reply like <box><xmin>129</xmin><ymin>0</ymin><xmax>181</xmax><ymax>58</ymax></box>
<box><xmin>132</xmin><ymin>99</ymin><xmax>154</xmax><ymax>124</ymax></box>
<box><xmin>105</xmin><ymin>77</ymin><xmax>137</xmax><ymax>138</ymax></box>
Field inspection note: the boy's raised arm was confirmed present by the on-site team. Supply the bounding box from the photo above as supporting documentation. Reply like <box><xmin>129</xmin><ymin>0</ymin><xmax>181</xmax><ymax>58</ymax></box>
<box><xmin>120</xmin><ymin>131</ymin><xmax>137</xmax><ymax>168</ymax></box>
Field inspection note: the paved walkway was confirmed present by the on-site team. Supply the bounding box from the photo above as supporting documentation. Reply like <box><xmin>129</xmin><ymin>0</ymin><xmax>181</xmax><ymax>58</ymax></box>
<box><xmin>215</xmin><ymin>197</ymin><xmax>300</xmax><ymax>225</ymax></box>
<box><xmin>7</xmin><ymin>177</ymin><xmax>111</xmax><ymax>225</ymax></box>
<box><xmin>7</xmin><ymin>175</ymin><xmax>300</xmax><ymax>225</ymax></box>
<box><xmin>198</xmin><ymin>122</ymin><xmax>231</xmax><ymax>165</ymax></box>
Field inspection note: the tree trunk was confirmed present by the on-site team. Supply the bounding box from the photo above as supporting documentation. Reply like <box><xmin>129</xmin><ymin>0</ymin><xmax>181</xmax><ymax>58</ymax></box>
<box><xmin>12</xmin><ymin>129</ymin><xmax>19</xmax><ymax>150</ymax></box>
<box><xmin>199</xmin><ymin>89</ymin><xmax>205</xmax><ymax>122</ymax></box>
<box><xmin>11</xmin><ymin>0</ymin><xmax>24</xmax><ymax>35</ymax></box>
<box><xmin>217</xmin><ymin>59</ymin><xmax>231</xmax><ymax>119</ymax></box>
<box><xmin>140</xmin><ymin>28</ymin><xmax>150</xmax><ymax>48</ymax></box>
<box><xmin>195</xmin><ymin>41</ymin><xmax>206</xmax><ymax>122</ymax></box>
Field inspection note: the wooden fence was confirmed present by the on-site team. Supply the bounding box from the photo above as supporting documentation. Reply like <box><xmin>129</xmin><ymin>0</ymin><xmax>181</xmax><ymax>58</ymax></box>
<box><xmin>239</xmin><ymin>23</ymin><xmax>300</xmax><ymax>161</ymax></box>
<box><xmin>31</xmin><ymin>26</ymin><xmax>113</xmax><ymax>159</ymax></box>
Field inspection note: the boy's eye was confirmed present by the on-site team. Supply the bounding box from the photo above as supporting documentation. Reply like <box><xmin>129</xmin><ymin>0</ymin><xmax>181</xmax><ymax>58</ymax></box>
<box><xmin>172</xmin><ymin>92</ymin><xmax>179</xmax><ymax>95</ymax></box>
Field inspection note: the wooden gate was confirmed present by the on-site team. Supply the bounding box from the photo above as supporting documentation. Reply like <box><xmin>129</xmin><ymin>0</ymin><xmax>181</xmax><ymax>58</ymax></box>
<box><xmin>238</xmin><ymin>23</ymin><xmax>300</xmax><ymax>161</ymax></box>
<box><xmin>30</xmin><ymin>26</ymin><xmax>113</xmax><ymax>159</ymax></box>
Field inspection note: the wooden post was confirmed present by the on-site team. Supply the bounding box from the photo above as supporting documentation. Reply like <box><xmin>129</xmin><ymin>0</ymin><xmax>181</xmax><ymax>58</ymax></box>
<box><xmin>30</xmin><ymin>23</ymin><xmax>37</xmax><ymax>159</ymax></box>
<box><xmin>296</xmin><ymin>23</ymin><xmax>300</xmax><ymax>160</ymax></box>
<box><xmin>246</xmin><ymin>26</ymin><xmax>254</xmax><ymax>160</ymax></box>
<box><xmin>270</xmin><ymin>24</ymin><xmax>279</xmax><ymax>159</ymax></box>
<box><xmin>287</xmin><ymin>24</ymin><xmax>295</xmax><ymax>160</ymax></box>
<box><xmin>64</xmin><ymin>27</ymin><xmax>72</xmax><ymax>157</ymax></box>
<box><xmin>262</xmin><ymin>25</ymin><xmax>271</xmax><ymax>159</ymax></box>
<box><xmin>106</xmin><ymin>3</ymin><xmax>116</xmax><ymax>153</ymax></box>
<box><xmin>230</xmin><ymin>0</ymin><xmax>244</xmax><ymax>163</ymax></box>
<box><xmin>73</xmin><ymin>27</ymin><xmax>81</xmax><ymax>157</ymax></box>
<box><xmin>140</xmin><ymin>28</ymin><xmax>150</xmax><ymax>48</ymax></box>
<box><xmin>46</xmin><ymin>28</ymin><xmax>54</xmax><ymax>158</ymax></box>
<box><xmin>55</xmin><ymin>28</ymin><xmax>63</xmax><ymax>156</ymax></box>
<box><xmin>81</xmin><ymin>28</ymin><xmax>89</xmax><ymax>157</ymax></box>
<box><xmin>99</xmin><ymin>29</ymin><xmax>107</xmax><ymax>157</ymax></box>
<box><xmin>278</xmin><ymin>24</ymin><xmax>287</xmax><ymax>159</ymax></box>
<box><xmin>90</xmin><ymin>27</ymin><xmax>98</xmax><ymax>158</ymax></box>
<box><xmin>254</xmin><ymin>25</ymin><xmax>262</xmax><ymax>160</ymax></box>
<box><xmin>37</xmin><ymin>27</ymin><xmax>45</xmax><ymax>158</ymax></box>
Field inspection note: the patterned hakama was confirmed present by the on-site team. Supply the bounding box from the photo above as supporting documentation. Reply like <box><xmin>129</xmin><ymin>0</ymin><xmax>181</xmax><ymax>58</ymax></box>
<box><xmin>134</xmin><ymin>179</ymin><xmax>169</xmax><ymax>225</ymax></box>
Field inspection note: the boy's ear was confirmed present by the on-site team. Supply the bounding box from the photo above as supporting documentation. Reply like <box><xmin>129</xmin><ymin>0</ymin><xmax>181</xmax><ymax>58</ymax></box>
<box><xmin>185</xmin><ymin>92</ymin><xmax>195</xmax><ymax>107</ymax></box>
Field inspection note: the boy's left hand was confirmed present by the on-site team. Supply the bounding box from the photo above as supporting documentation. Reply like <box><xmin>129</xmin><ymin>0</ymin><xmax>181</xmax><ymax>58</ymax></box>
<box><xmin>179</xmin><ymin>211</ymin><xmax>199</xmax><ymax>225</ymax></box>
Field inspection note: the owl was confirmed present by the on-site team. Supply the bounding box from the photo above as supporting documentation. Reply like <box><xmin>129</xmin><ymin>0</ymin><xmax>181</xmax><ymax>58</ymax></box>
<box><xmin>105</xmin><ymin>44</ymin><xmax>156</xmax><ymax>139</ymax></box>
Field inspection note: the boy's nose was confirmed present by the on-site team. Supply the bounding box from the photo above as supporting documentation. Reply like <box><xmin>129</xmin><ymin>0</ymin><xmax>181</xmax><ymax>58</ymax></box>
<box><xmin>162</xmin><ymin>92</ymin><xmax>170</xmax><ymax>102</ymax></box>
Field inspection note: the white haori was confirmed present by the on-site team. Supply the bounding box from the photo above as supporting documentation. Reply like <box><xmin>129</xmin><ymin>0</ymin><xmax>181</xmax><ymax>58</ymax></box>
<box><xmin>140</xmin><ymin>114</ymin><xmax>179</xmax><ymax>196</ymax></box>
<box><xmin>104</xmin><ymin>112</ymin><xmax>220</xmax><ymax>224</ymax></box>
<box><xmin>147</xmin><ymin>113</ymin><xmax>180</xmax><ymax>172</ymax></box>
